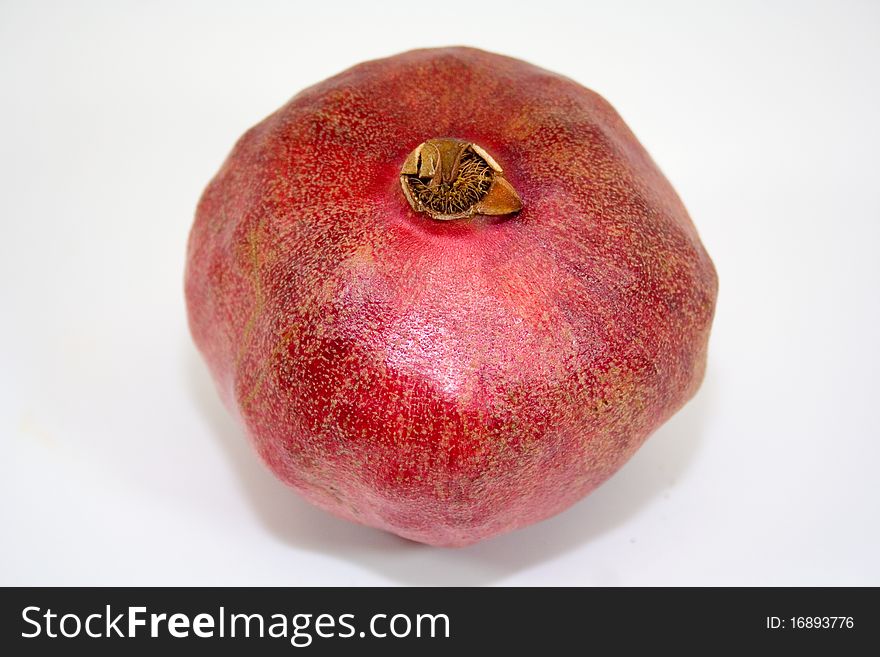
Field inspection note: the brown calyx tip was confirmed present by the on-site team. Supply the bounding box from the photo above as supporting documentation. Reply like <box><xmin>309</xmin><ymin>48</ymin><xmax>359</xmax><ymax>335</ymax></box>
<box><xmin>400</xmin><ymin>138</ymin><xmax>522</xmax><ymax>221</ymax></box>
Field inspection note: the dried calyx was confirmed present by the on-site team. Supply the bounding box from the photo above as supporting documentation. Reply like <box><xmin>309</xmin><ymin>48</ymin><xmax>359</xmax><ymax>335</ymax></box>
<box><xmin>400</xmin><ymin>138</ymin><xmax>522</xmax><ymax>220</ymax></box>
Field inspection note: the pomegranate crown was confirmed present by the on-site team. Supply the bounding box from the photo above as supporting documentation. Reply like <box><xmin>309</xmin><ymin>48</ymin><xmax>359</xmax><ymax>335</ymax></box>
<box><xmin>400</xmin><ymin>138</ymin><xmax>522</xmax><ymax>220</ymax></box>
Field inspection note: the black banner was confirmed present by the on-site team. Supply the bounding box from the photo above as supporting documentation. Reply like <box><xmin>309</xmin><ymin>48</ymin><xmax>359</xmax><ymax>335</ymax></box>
<box><xmin>0</xmin><ymin>587</ymin><xmax>874</xmax><ymax>653</ymax></box>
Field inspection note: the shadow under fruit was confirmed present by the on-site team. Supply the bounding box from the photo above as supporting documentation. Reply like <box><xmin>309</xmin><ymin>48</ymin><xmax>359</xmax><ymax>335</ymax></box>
<box><xmin>184</xmin><ymin>47</ymin><xmax>718</xmax><ymax>547</ymax></box>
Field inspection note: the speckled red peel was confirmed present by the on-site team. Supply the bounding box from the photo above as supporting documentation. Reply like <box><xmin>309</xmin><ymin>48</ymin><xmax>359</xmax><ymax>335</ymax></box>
<box><xmin>185</xmin><ymin>47</ymin><xmax>717</xmax><ymax>547</ymax></box>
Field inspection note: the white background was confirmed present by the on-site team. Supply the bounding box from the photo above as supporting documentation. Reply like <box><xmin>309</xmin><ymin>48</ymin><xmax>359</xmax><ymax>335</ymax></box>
<box><xmin>2</xmin><ymin>0</ymin><xmax>878</xmax><ymax>586</ymax></box>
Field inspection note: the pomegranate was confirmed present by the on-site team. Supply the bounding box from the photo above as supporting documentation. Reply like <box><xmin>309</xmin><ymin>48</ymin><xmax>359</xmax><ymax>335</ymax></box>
<box><xmin>185</xmin><ymin>47</ymin><xmax>717</xmax><ymax>546</ymax></box>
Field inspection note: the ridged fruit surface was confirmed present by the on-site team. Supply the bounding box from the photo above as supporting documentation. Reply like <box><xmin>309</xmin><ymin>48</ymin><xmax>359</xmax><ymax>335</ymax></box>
<box><xmin>185</xmin><ymin>47</ymin><xmax>717</xmax><ymax>546</ymax></box>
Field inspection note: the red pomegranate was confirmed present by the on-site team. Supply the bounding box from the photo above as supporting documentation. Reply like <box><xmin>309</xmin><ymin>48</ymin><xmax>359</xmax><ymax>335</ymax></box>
<box><xmin>185</xmin><ymin>47</ymin><xmax>717</xmax><ymax>546</ymax></box>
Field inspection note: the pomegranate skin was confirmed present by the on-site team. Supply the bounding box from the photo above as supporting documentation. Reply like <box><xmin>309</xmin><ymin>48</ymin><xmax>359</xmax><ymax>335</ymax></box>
<box><xmin>185</xmin><ymin>47</ymin><xmax>717</xmax><ymax>547</ymax></box>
